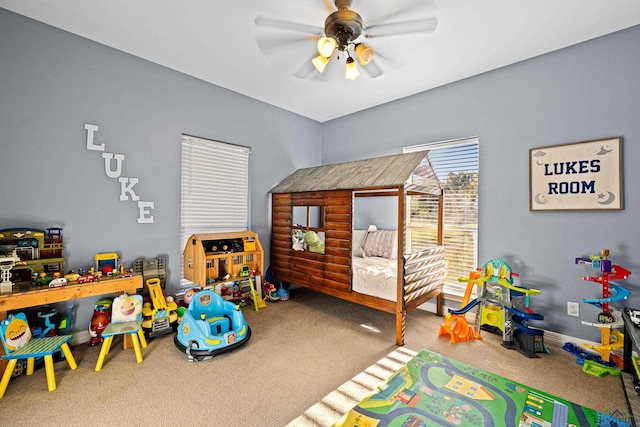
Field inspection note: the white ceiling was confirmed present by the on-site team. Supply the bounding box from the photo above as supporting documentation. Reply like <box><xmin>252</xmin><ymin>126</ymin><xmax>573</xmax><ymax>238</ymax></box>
<box><xmin>2</xmin><ymin>0</ymin><xmax>640</xmax><ymax>122</ymax></box>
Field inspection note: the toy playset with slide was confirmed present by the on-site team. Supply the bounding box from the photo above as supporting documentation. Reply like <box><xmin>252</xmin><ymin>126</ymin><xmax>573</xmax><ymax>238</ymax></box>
<box><xmin>439</xmin><ymin>258</ymin><xmax>546</xmax><ymax>358</ymax></box>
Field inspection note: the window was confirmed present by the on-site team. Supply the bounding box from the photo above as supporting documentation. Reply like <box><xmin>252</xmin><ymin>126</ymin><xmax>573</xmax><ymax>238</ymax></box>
<box><xmin>180</xmin><ymin>135</ymin><xmax>251</xmax><ymax>271</ymax></box>
<box><xmin>404</xmin><ymin>137</ymin><xmax>479</xmax><ymax>297</ymax></box>
<box><xmin>292</xmin><ymin>206</ymin><xmax>324</xmax><ymax>229</ymax></box>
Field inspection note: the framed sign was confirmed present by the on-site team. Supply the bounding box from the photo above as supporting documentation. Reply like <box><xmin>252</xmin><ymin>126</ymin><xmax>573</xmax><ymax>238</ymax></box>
<box><xmin>529</xmin><ymin>137</ymin><xmax>623</xmax><ymax>211</ymax></box>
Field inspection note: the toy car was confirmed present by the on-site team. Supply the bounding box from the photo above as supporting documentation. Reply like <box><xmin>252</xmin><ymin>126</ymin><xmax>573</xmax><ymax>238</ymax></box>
<box><xmin>628</xmin><ymin>309</ymin><xmax>640</xmax><ymax>328</ymax></box>
<box><xmin>77</xmin><ymin>274</ymin><xmax>97</xmax><ymax>284</ymax></box>
<box><xmin>33</xmin><ymin>273</ymin><xmax>53</xmax><ymax>287</ymax></box>
<box><xmin>174</xmin><ymin>290</ymin><xmax>251</xmax><ymax>361</ymax></box>
<box><xmin>49</xmin><ymin>277</ymin><xmax>67</xmax><ymax>288</ymax></box>
<box><xmin>64</xmin><ymin>271</ymin><xmax>80</xmax><ymax>282</ymax></box>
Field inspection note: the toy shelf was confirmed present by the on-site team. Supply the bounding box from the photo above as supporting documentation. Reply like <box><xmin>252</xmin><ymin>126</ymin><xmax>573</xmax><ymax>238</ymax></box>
<box><xmin>183</xmin><ymin>231</ymin><xmax>264</xmax><ymax>289</ymax></box>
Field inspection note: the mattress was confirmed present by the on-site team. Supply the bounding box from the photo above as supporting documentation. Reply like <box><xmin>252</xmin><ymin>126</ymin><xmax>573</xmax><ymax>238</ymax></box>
<box><xmin>352</xmin><ymin>255</ymin><xmax>398</xmax><ymax>301</ymax></box>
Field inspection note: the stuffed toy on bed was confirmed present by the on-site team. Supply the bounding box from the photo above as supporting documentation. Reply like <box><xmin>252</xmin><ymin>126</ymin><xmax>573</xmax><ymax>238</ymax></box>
<box><xmin>303</xmin><ymin>231</ymin><xmax>325</xmax><ymax>254</ymax></box>
<box><xmin>292</xmin><ymin>231</ymin><xmax>305</xmax><ymax>251</ymax></box>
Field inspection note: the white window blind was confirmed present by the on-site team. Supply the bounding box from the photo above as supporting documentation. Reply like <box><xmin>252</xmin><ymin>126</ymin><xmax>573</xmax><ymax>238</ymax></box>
<box><xmin>180</xmin><ymin>135</ymin><xmax>251</xmax><ymax>266</ymax></box>
<box><xmin>405</xmin><ymin>137</ymin><xmax>479</xmax><ymax>297</ymax></box>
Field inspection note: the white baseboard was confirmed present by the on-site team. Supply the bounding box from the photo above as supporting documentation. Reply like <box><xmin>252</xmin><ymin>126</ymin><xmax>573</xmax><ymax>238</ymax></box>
<box><xmin>70</xmin><ymin>300</ymin><xmax>612</xmax><ymax>354</ymax></box>
<box><xmin>71</xmin><ymin>330</ymin><xmax>91</xmax><ymax>346</ymax></box>
<box><xmin>421</xmin><ymin>301</ymin><xmax>607</xmax><ymax>352</ymax></box>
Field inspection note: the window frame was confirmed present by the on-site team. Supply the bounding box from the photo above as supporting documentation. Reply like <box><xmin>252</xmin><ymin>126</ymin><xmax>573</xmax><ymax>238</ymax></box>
<box><xmin>180</xmin><ymin>135</ymin><xmax>251</xmax><ymax>274</ymax></box>
<box><xmin>404</xmin><ymin>137</ymin><xmax>479</xmax><ymax>297</ymax></box>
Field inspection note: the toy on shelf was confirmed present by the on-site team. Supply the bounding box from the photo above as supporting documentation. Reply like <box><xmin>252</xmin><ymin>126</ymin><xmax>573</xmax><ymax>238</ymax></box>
<box><xmin>0</xmin><ymin>228</ymin><xmax>65</xmax><ymax>286</ymax></box>
<box><xmin>141</xmin><ymin>278</ymin><xmax>178</xmax><ymax>339</ymax></box>
<box><xmin>174</xmin><ymin>289</ymin><xmax>251</xmax><ymax>361</ymax></box>
<box><xmin>0</xmin><ymin>247</ymin><xmax>20</xmax><ymax>293</ymax></box>
<box><xmin>94</xmin><ymin>252</ymin><xmax>120</xmax><ymax>276</ymax></box>
<box><xmin>567</xmin><ymin>249</ymin><xmax>632</xmax><ymax>370</ymax></box>
<box><xmin>439</xmin><ymin>258</ymin><xmax>546</xmax><ymax>358</ymax></box>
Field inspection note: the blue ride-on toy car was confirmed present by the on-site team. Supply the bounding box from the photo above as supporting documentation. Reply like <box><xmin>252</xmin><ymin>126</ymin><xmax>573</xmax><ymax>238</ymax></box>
<box><xmin>174</xmin><ymin>290</ymin><xmax>251</xmax><ymax>361</ymax></box>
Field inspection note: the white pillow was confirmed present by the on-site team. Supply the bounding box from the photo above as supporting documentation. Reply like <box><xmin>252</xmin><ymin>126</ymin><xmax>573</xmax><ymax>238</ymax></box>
<box><xmin>362</xmin><ymin>230</ymin><xmax>398</xmax><ymax>260</ymax></box>
<box><xmin>352</xmin><ymin>230</ymin><xmax>368</xmax><ymax>258</ymax></box>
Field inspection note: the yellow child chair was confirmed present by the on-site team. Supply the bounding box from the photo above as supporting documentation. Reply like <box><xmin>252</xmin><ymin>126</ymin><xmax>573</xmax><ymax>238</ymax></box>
<box><xmin>94</xmin><ymin>293</ymin><xmax>147</xmax><ymax>372</ymax></box>
<box><xmin>0</xmin><ymin>312</ymin><xmax>77</xmax><ymax>398</ymax></box>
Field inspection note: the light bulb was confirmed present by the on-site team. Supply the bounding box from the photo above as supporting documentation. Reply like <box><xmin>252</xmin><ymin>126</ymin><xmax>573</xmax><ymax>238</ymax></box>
<box><xmin>312</xmin><ymin>54</ymin><xmax>330</xmax><ymax>73</ymax></box>
<box><xmin>317</xmin><ymin>37</ymin><xmax>337</xmax><ymax>58</ymax></box>
<box><xmin>345</xmin><ymin>57</ymin><xmax>360</xmax><ymax>80</ymax></box>
<box><xmin>355</xmin><ymin>44</ymin><xmax>374</xmax><ymax>65</ymax></box>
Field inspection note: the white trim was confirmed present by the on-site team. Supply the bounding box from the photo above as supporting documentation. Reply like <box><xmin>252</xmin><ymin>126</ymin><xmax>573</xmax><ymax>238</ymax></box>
<box><xmin>418</xmin><ymin>302</ymin><xmax>607</xmax><ymax>352</ymax></box>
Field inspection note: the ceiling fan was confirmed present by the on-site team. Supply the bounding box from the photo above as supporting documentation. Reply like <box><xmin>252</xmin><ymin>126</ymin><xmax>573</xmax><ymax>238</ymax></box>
<box><xmin>254</xmin><ymin>0</ymin><xmax>438</xmax><ymax>80</ymax></box>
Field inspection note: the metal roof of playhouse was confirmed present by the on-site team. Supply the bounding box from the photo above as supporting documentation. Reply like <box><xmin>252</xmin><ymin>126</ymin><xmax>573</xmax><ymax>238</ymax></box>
<box><xmin>269</xmin><ymin>151</ymin><xmax>441</xmax><ymax>195</ymax></box>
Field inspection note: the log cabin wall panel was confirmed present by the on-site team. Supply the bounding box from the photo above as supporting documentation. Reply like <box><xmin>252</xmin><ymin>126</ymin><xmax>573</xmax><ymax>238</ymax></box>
<box><xmin>270</xmin><ymin>189</ymin><xmax>353</xmax><ymax>293</ymax></box>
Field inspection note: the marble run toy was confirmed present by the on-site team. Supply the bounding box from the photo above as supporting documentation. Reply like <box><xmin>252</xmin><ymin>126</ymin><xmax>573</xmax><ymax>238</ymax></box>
<box><xmin>440</xmin><ymin>258</ymin><xmax>546</xmax><ymax>357</ymax></box>
<box><xmin>576</xmin><ymin>249</ymin><xmax>631</xmax><ymax>324</ymax></box>
<box><xmin>569</xmin><ymin>249</ymin><xmax>632</xmax><ymax>368</ymax></box>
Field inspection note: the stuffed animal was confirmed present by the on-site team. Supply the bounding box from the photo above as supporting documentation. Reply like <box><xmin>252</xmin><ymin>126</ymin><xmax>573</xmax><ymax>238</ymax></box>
<box><xmin>292</xmin><ymin>231</ymin><xmax>305</xmax><ymax>251</ymax></box>
<box><xmin>304</xmin><ymin>231</ymin><xmax>325</xmax><ymax>254</ymax></box>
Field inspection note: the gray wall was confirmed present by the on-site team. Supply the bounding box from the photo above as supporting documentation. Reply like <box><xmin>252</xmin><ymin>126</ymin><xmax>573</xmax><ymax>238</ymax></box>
<box><xmin>0</xmin><ymin>9</ymin><xmax>321</xmax><ymax>328</ymax></box>
<box><xmin>323</xmin><ymin>25</ymin><xmax>640</xmax><ymax>342</ymax></box>
<box><xmin>2</xmin><ymin>6</ymin><xmax>639</xmax><ymax>342</ymax></box>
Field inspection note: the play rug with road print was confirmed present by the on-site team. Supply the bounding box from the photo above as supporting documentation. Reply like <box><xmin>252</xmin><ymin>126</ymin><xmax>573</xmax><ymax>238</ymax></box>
<box><xmin>334</xmin><ymin>349</ymin><xmax>629</xmax><ymax>427</ymax></box>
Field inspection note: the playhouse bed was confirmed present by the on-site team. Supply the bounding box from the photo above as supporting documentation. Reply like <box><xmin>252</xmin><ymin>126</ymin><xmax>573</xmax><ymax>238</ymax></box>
<box><xmin>269</xmin><ymin>151</ymin><xmax>446</xmax><ymax>345</ymax></box>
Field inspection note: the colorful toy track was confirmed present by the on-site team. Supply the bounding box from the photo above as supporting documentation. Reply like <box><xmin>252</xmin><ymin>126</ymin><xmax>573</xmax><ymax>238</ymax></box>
<box><xmin>567</xmin><ymin>249</ymin><xmax>632</xmax><ymax>371</ymax></box>
<box><xmin>440</xmin><ymin>259</ymin><xmax>546</xmax><ymax>357</ymax></box>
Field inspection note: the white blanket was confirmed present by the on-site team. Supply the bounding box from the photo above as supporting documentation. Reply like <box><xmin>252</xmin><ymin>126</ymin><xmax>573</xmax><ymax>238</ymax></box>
<box><xmin>352</xmin><ymin>256</ymin><xmax>398</xmax><ymax>301</ymax></box>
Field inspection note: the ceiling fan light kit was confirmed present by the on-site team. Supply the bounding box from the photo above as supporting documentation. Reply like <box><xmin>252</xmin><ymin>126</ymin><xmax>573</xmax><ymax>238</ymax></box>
<box><xmin>311</xmin><ymin>0</ymin><xmax>372</xmax><ymax>80</ymax></box>
<box><xmin>255</xmin><ymin>0</ymin><xmax>438</xmax><ymax>81</ymax></box>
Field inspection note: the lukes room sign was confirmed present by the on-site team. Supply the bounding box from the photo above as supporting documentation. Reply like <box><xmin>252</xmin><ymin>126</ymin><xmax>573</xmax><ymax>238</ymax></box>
<box><xmin>529</xmin><ymin>137</ymin><xmax>622</xmax><ymax>211</ymax></box>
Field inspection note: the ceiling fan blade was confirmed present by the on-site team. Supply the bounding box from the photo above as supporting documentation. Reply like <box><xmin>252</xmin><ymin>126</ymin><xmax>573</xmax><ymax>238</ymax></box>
<box><xmin>292</xmin><ymin>55</ymin><xmax>320</xmax><ymax>80</ymax></box>
<box><xmin>361</xmin><ymin>58</ymin><xmax>384</xmax><ymax>79</ymax></box>
<box><xmin>256</xmin><ymin>33</ymin><xmax>319</xmax><ymax>55</ymax></box>
<box><xmin>322</xmin><ymin>0</ymin><xmax>335</xmax><ymax>13</ymax></box>
<box><xmin>255</xmin><ymin>15</ymin><xmax>323</xmax><ymax>36</ymax></box>
<box><xmin>364</xmin><ymin>0</ymin><xmax>436</xmax><ymax>27</ymax></box>
<box><xmin>360</xmin><ymin>49</ymin><xmax>390</xmax><ymax>78</ymax></box>
<box><xmin>366</xmin><ymin>17</ymin><xmax>438</xmax><ymax>38</ymax></box>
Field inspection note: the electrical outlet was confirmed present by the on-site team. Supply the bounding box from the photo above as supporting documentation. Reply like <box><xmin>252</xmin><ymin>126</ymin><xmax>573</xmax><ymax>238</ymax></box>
<box><xmin>567</xmin><ymin>302</ymin><xmax>580</xmax><ymax>317</ymax></box>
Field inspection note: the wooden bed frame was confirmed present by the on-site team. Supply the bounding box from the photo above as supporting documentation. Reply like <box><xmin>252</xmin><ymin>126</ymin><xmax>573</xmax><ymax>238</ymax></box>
<box><xmin>269</xmin><ymin>152</ymin><xmax>445</xmax><ymax>345</ymax></box>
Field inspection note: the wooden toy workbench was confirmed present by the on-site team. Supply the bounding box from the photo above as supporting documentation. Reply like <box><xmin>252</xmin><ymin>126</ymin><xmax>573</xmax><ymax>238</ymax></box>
<box><xmin>0</xmin><ymin>274</ymin><xmax>142</xmax><ymax>372</ymax></box>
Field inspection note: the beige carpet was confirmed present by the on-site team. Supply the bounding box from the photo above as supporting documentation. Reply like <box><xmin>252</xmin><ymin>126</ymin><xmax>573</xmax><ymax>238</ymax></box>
<box><xmin>286</xmin><ymin>347</ymin><xmax>418</xmax><ymax>427</ymax></box>
<box><xmin>0</xmin><ymin>287</ymin><xmax>632</xmax><ymax>426</ymax></box>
